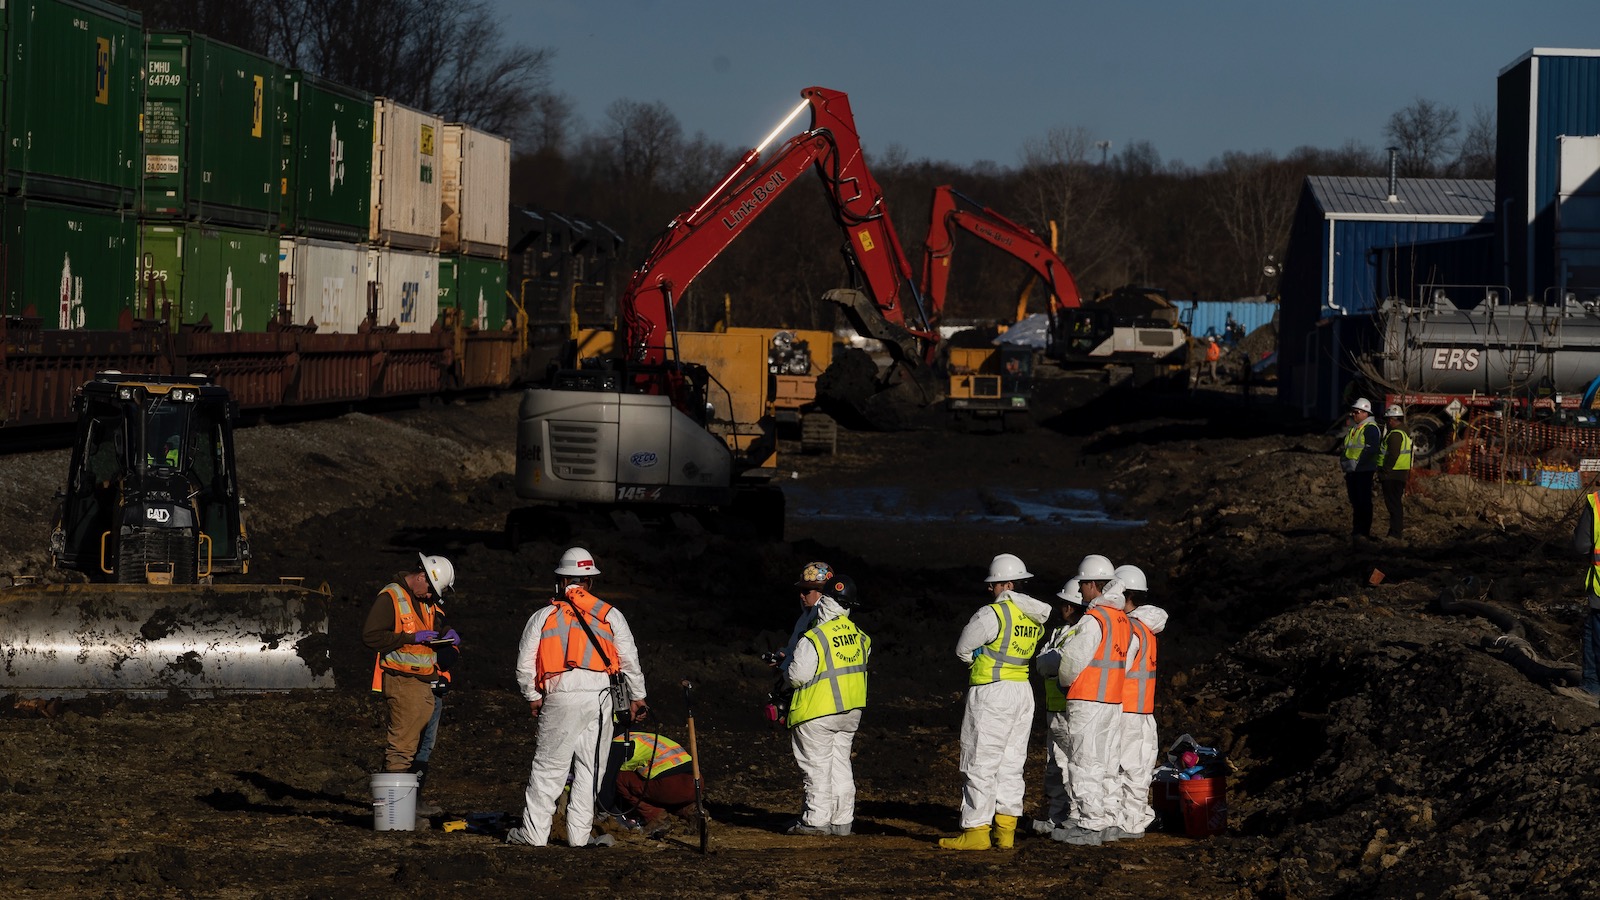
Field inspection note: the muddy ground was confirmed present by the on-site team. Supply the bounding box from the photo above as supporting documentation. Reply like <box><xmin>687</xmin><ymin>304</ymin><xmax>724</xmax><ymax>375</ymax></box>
<box><xmin>2</xmin><ymin>367</ymin><xmax>1599</xmax><ymax>898</ymax></box>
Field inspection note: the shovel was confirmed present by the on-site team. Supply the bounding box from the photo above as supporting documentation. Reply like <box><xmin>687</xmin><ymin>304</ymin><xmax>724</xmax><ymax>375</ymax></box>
<box><xmin>681</xmin><ymin>678</ymin><xmax>709</xmax><ymax>853</ymax></box>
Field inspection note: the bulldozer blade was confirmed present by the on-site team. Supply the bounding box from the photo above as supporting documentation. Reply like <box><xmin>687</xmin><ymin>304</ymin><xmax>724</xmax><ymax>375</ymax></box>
<box><xmin>0</xmin><ymin>583</ymin><xmax>334</xmax><ymax>698</ymax></box>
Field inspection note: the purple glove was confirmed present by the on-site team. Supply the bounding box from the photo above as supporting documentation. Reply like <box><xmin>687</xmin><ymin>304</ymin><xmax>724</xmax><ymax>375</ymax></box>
<box><xmin>412</xmin><ymin>630</ymin><xmax>439</xmax><ymax>644</ymax></box>
<box><xmin>442</xmin><ymin>629</ymin><xmax>461</xmax><ymax>646</ymax></box>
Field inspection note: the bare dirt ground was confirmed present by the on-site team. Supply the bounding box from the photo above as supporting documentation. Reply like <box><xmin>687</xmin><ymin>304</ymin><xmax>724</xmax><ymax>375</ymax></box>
<box><xmin>3</xmin><ymin>367</ymin><xmax>1599</xmax><ymax>898</ymax></box>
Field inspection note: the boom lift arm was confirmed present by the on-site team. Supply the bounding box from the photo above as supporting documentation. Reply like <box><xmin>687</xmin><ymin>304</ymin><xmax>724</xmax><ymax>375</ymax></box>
<box><xmin>620</xmin><ymin>87</ymin><xmax>938</xmax><ymax>371</ymax></box>
<box><xmin>919</xmin><ymin>184</ymin><xmax>1083</xmax><ymax>320</ymax></box>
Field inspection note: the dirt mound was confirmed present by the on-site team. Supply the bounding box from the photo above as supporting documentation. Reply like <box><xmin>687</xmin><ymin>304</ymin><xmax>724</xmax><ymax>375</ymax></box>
<box><xmin>3</xmin><ymin>382</ymin><xmax>1598</xmax><ymax>896</ymax></box>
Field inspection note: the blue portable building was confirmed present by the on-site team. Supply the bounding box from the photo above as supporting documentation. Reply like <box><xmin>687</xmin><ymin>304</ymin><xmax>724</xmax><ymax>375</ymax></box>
<box><xmin>1278</xmin><ymin>176</ymin><xmax>1494</xmax><ymax>421</ymax></box>
<box><xmin>1496</xmin><ymin>48</ymin><xmax>1600</xmax><ymax>305</ymax></box>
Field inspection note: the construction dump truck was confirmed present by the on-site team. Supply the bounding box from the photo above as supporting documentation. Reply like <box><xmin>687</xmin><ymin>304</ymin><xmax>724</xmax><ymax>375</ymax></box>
<box><xmin>0</xmin><ymin>372</ymin><xmax>333</xmax><ymax>697</ymax></box>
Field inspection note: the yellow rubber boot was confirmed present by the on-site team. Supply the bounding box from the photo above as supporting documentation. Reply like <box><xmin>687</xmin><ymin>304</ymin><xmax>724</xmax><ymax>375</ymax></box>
<box><xmin>993</xmin><ymin>814</ymin><xmax>1018</xmax><ymax>849</ymax></box>
<box><xmin>938</xmin><ymin>825</ymin><xmax>991</xmax><ymax>851</ymax></box>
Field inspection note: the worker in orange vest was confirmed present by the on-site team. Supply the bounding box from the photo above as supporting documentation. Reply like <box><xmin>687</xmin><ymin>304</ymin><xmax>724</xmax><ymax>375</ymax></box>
<box><xmin>507</xmin><ymin>547</ymin><xmax>648</xmax><ymax>848</ymax></box>
<box><xmin>1204</xmin><ymin>336</ymin><xmax>1221</xmax><ymax>383</ymax></box>
<box><xmin>1049</xmin><ymin>554</ymin><xmax>1131</xmax><ymax>846</ymax></box>
<box><xmin>363</xmin><ymin>553</ymin><xmax>459</xmax><ymax>818</ymax></box>
<box><xmin>1107</xmin><ymin>565</ymin><xmax>1167</xmax><ymax>841</ymax></box>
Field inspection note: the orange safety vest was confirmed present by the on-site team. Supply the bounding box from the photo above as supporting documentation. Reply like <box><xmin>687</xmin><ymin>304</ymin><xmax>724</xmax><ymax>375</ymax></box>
<box><xmin>1206</xmin><ymin>342</ymin><xmax>1220</xmax><ymax>362</ymax></box>
<box><xmin>1065</xmin><ymin>606</ymin><xmax>1130</xmax><ymax>704</ymax></box>
<box><xmin>535</xmin><ymin>585</ymin><xmax>622</xmax><ymax>690</ymax></box>
<box><xmin>369</xmin><ymin>583</ymin><xmax>439</xmax><ymax>692</ymax></box>
<box><xmin>1122</xmin><ymin>618</ymin><xmax>1158</xmax><ymax>715</ymax></box>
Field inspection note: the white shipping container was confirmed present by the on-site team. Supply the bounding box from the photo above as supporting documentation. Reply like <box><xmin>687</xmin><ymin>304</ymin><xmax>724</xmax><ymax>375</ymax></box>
<box><xmin>367</xmin><ymin>247</ymin><xmax>439</xmax><ymax>333</ymax></box>
<box><xmin>441</xmin><ymin>123</ymin><xmax>511</xmax><ymax>259</ymax></box>
<box><xmin>279</xmin><ymin>237</ymin><xmax>370</xmax><ymax>333</ymax></box>
<box><xmin>370</xmin><ymin>99</ymin><xmax>443</xmax><ymax>251</ymax></box>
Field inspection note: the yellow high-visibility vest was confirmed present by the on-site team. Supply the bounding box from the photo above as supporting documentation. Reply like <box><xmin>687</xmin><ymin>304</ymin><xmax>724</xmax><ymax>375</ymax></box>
<box><xmin>787</xmin><ymin>615</ymin><xmax>869</xmax><ymax>727</ymax></box>
<box><xmin>969</xmin><ymin>597</ymin><xmax>1042</xmax><ymax>686</ymax></box>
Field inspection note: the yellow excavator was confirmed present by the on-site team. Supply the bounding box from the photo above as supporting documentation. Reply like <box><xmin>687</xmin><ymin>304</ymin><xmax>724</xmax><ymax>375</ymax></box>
<box><xmin>0</xmin><ymin>372</ymin><xmax>333</xmax><ymax>697</ymax></box>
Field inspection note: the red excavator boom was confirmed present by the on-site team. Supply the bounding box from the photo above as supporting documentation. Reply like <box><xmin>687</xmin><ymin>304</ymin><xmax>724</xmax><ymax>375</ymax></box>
<box><xmin>619</xmin><ymin>87</ymin><xmax>937</xmax><ymax>371</ymax></box>
<box><xmin>919</xmin><ymin>184</ymin><xmax>1083</xmax><ymax>319</ymax></box>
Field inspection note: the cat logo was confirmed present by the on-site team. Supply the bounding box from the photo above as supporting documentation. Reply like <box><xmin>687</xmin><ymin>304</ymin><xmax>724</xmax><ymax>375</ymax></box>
<box><xmin>145</xmin><ymin>507</ymin><xmax>171</xmax><ymax>524</ymax></box>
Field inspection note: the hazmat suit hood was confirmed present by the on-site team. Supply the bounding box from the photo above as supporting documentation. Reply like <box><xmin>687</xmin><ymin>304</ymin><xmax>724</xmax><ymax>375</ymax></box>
<box><xmin>1128</xmin><ymin>603</ymin><xmax>1167</xmax><ymax>634</ymax></box>
<box><xmin>1000</xmin><ymin>589</ymin><xmax>1053</xmax><ymax>625</ymax></box>
<box><xmin>812</xmin><ymin>595</ymin><xmax>849</xmax><ymax>623</ymax></box>
<box><xmin>1090</xmin><ymin>577</ymin><xmax>1128</xmax><ymax>611</ymax></box>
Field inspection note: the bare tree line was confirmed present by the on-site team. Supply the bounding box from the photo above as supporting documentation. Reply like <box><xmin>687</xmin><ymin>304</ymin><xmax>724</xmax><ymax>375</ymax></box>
<box><xmin>122</xmin><ymin>2</ymin><xmax>1495</xmax><ymax>326</ymax></box>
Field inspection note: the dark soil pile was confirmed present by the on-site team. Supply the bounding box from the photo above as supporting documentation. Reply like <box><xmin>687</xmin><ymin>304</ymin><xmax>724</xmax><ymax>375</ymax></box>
<box><xmin>1</xmin><ymin>373</ymin><xmax>1596</xmax><ymax>898</ymax></box>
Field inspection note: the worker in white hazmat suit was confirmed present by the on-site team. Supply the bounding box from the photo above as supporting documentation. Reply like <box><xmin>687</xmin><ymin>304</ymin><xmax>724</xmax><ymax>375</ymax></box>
<box><xmin>939</xmin><ymin>553</ymin><xmax>1052</xmax><ymax>851</ymax></box>
<box><xmin>1051</xmin><ymin>554</ymin><xmax>1132</xmax><ymax>846</ymax></box>
<box><xmin>1029</xmin><ymin>576</ymin><xmax>1082</xmax><ymax>835</ymax></box>
<box><xmin>507</xmin><ymin>548</ymin><xmax>648</xmax><ymax>848</ymax></box>
<box><xmin>781</xmin><ymin>563</ymin><xmax>870</xmax><ymax>836</ymax></box>
<box><xmin>1106</xmin><ymin>564</ymin><xmax>1167</xmax><ymax>841</ymax></box>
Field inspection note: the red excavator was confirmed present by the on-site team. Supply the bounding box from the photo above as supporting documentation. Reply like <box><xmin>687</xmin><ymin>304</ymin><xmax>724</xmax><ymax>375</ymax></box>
<box><xmin>920</xmin><ymin>184</ymin><xmax>1083</xmax><ymax>323</ymax></box>
<box><xmin>509</xmin><ymin>87</ymin><xmax>939</xmax><ymax>542</ymax></box>
<box><xmin>920</xmin><ymin>185</ymin><xmax>1083</xmax><ymax>427</ymax></box>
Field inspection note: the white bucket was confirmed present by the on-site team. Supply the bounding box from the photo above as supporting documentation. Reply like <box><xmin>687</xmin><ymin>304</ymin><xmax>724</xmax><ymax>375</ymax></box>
<box><xmin>371</xmin><ymin>772</ymin><xmax>419</xmax><ymax>831</ymax></box>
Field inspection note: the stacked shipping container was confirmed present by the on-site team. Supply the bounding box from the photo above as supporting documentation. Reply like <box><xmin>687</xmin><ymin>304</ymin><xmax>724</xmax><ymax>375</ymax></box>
<box><xmin>439</xmin><ymin>124</ymin><xmax>511</xmax><ymax>331</ymax></box>
<box><xmin>0</xmin><ymin>0</ymin><xmax>522</xmax><ymax>427</ymax></box>
<box><xmin>0</xmin><ymin>0</ymin><xmax>143</xmax><ymax>324</ymax></box>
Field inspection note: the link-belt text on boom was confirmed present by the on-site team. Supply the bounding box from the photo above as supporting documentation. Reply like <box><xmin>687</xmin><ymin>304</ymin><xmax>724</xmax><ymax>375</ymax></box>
<box><xmin>722</xmin><ymin>172</ymin><xmax>788</xmax><ymax>229</ymax></box>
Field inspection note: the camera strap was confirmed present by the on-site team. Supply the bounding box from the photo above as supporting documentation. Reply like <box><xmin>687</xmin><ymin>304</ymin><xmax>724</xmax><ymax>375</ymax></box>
<box><xmin>560</xmin><ymin>598</ymin><xmax>628</xmax><ymax>704</ymax></box>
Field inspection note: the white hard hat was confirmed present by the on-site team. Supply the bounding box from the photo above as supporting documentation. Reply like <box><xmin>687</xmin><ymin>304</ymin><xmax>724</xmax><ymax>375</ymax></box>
<box><xmin>1384</xmin><ymin>404</ymin><xmax>1404</xmax><ymax>418</ymax></box>
<box><xmin>555</xmin><ymin>546</ymin><xmax>601</xmax><ymax>577</ymax></box>
<box><xmin>985</xmin><ymin>553</ymin><xmax>1032</xmax><ymax>583</ymax></box>
<box><xmin>418</xmin><ymin>553</ymin><xmax>455</xmax><ymax>596</ymax></box>
<box><xmin>1113</xmin><ymin>564</ymin><xmax>1147</xmax><ymax>592</ymax></box>
<box><xmin>1056</xmin><ymin>577</ymin><xmax>1085</xmax><ymax>606</ymax></box>
<box><xmin>1076</xmin><ymin>554</ymin><xmax>1115</xmax><ymax>581</ymax></box>
<box><xmin>1351</xmin><ymin>397</ymin><xmax>1373</xmax><ymax>414</ymax></box>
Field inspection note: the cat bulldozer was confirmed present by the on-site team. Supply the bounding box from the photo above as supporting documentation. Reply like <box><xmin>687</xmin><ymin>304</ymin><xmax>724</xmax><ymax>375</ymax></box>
<box><xmin>0</xmin><ymin>372</ymin><xmax>333</xmax><ymax>697</ymax></box>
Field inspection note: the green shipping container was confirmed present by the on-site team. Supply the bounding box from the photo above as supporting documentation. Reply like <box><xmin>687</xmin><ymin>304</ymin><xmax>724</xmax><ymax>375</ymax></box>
<box><xmin>0</xmin><ymin>197</ymin><xmax>137</xmax><ymax>329</ymax></box>
<box><xmin>0</xmin><ymin>0</ymin><xmax>143</xmax><ymax>208</ymax></box>
<box><xmin>137</xmin><ymin>223</ymin><xmax>279</xmax><ymax>332</ymax></box>
<box><xmin>142</xmin><ymin>32</ymin><xmax>285</xmax><ymax>228</ymax></box>
<box><xmin>439</xmin><ymin>256</ymin><xmax>508</xmax><ymax>330</ymax></box>
<box><xmin>280</xmin><ymin>70</ymin><xmax>373</xmax><ymax>241</ymax></box>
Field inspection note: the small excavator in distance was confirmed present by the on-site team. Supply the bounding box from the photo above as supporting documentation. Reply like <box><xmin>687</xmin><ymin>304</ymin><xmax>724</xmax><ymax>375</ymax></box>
<box><xmin>509</xmin><ymin>87</ymin><xmax>940</xmax><ymax>544</ymax></box>
<box><xmin>0</xmin><ymin>372</ymin><xmax>333</xmax><ymax>697</ymax></box>
<box><xmin>920</xmin><ymin>185</ymin><xmax>1084</xmax><ymax>429</ymax></box>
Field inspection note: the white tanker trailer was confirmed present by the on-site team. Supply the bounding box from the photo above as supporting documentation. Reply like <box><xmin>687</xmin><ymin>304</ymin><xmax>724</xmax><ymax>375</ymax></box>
<box><xmin>1365</xmin><ymin>296</ymin><xmax>1600</xmax><ymax>459</ymax></box>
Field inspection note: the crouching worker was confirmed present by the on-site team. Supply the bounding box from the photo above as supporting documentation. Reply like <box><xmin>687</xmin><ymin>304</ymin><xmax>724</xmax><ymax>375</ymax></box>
<box><xmin>784</xmin><ymin>565</ymin><xmax>870</xmax><ymax>837</ymax></box>
<box><xmin>601</xmin><ymin>729</ymin><xmax>701</xmax><ymax>836</ymax></box>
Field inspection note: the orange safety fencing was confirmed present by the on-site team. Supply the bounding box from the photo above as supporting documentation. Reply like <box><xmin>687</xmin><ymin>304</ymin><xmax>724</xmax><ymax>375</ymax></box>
<box><xmin>1446</xmin><ymin>413</ymin><xmax>1600</xmax><ymax>492</ymax></box>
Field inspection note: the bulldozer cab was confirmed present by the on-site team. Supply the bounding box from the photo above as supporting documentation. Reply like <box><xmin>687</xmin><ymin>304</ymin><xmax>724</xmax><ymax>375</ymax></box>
<box><xmin>53</xmin><ymin>373</ymin><xmax>248</xmax><ymax>583</ymax></box>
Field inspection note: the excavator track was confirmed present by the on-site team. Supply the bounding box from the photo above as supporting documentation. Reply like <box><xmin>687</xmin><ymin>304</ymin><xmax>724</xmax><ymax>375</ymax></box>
<box><xmin>0</xmin><ymin>582</ymin><xmax>334</xmax><ymax>698</ymax></box>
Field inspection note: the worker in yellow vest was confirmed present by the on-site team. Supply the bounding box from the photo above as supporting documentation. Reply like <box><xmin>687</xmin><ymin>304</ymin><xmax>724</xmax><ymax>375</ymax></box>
<box><xmin>1568</xmin><ymin>492</ymin><xmax>1600</xmax><ymax>703</ymax></box>
<box><xmin>1050</xmin><ymin>554</ymin><xmax>1131</xmax><ymax>846</ymax></box>
<box><xmin>782</xmin><ymin>564</ymin><xmax>870</xmax><ymax>837</ymax></box>
<box><xmin>940</xmin><ymin>553</ymin><xmax>1052</xmax><ymax>851</ymax></box>
<box><xmin>1342</xmin><ymin>397</ymin><xmax>1383</xmax><ymax>541</ymax></box>
<box><xmin>1379</xmin><ymin>404</ymin><xmax>1414</xmax><ymax>540</ymax></box>
<box><xmin>1107</xmin><ymin>565</ymin><xmax>1167</xmax><ymax>841</ymax></box>
<box><xmin>1029</xmin><ymin>576</ymin><xmax>1083</xmax><ymax>836</ymax></box>
<box><xmin>604</xmin><ymin>729</ymin><xmax>700</xmax><ymax>835</ymax></box>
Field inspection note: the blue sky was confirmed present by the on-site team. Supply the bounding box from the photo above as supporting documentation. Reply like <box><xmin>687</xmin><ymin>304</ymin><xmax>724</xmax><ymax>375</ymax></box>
<box><xmin>493</xmin><ymin>1</ymin><xmax>1595</xmax><ymax>169</ymax></box>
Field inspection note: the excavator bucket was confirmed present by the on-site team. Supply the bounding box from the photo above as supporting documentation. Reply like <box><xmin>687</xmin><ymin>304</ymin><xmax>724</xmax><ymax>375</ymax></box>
<box><xmin>0</xmin><ymin>582</ymin><xmax>334</xmax><ymax>698</ymax></box>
